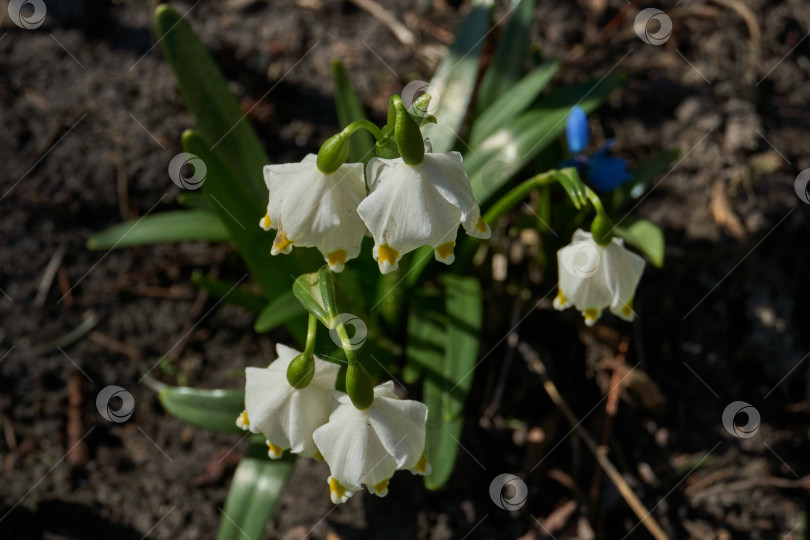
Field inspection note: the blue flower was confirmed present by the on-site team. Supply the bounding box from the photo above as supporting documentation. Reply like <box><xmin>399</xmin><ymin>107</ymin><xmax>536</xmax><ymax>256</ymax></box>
<box><xmin>562</xmin><ymin>107</ymin><xmax>632</xmax><ymax>192</ymax></box>
<box><xmin>565</xmin><ymin>105</ymin><xmax>589</xmax><ymax>154</ymax></box>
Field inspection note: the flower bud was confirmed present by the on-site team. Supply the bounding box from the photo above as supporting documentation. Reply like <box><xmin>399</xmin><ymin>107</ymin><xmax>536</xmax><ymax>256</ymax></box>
<box><xmin>590</xmin><ymin>213</ymin><xmax>614</xmax><ymax>246</ymax></box>
<box><xmin>392</xmin><ymin>95</ymin><xmax>425</xmax><ymax>166</ymax></box>
<box><xmin>316</xmin><ymin>132</ymin><xmax>351</xmax><ymax>174</ymax></box>
<box><xmin>345</xmin><ymin>362</ymin><xmax>374</xmax><ymax>410</ymax></box>
<box><xmin>286</xmin><ymin>351</ymin><xmax>315</xmax><ymax>389</ymax></box>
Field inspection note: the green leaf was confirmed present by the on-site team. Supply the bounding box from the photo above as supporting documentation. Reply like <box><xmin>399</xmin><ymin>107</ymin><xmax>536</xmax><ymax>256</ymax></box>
<box><xmin>614</xmin><ymin>217</ymin><xmax>665</xmax><ymax>268</ymax></box>
<box><xmin>87</xmin><ymin>210</ymin><xmax>230</xmax><ymax>250</ymax></box>
<box><xmin>332</xmin><ymin>59</ymin><xmax>375</xmax><ymax>164</ymax></box>
<box><xmin>192</xmin><ymin>272</ymin><xmax>267</xmax><ymax>314</ymax></box>
<box><xmin>292</xmin><ymin>267</ymin><xmax>337</xmax><ymax>327</ymax></box>
<box><xmin>420</xmin><ymin>0</ymin><xmax>493</xmax><ymax>153</ymax></box>
<box><xmin>217</xmin><ymin>444</ymin><xmax>295</xmax><ymax>540</ymax></box>
<box><xmin>182</xmin><ymin>130</ymin><xmax>311</xmax><ymax>299</ymax></box>
<box><xmin>470</xmin><ymin>60</ymin><xmax>559</xmax><ymax>146</ymax></box>
<box><xmin>466</xmin><ymin>73</ymin><xmax>624</xmax><ymax>205</ymax></box>
<box><xmin>177</xmin><ymin>191</ymin><xmax>214</xmax><ymax>211</ymax></box>
<box><xmin>413</xmin><ymin>276</ymin><xmax>483</xmax><ymax>489</ymax></box>
<box><xmin>255</xmin><ymin>290</ymin><xmax>308</xmax><ymax>333</ymax></box>
<box><xmin>475</xmin><ymin>0</ymin><xmax>536</xmax><ymax>114</ymax></box>
<box><xmin>158</xmin><ymin>386</ymin><xmax>244</xmax><ymax>434</ymax></box>
<box><xmin>154</xmin><ymin>4</ymin><xmax>268</xmax><ymax>200</ymax></box>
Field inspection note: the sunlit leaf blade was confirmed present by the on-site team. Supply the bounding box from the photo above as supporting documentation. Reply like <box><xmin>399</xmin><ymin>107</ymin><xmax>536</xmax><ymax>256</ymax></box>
<box><xmin>182</xmin><ymin>130</ymin><xmax>308</xmax><ymax>299</ymax></box>
<box><xmin>332</xmin><ymin>59</ymin><xmax>375</xmax><ymax>164</ymax></box>
<box><xmin>614</xmin><ymin>217</ymin><xmax>665</xmax><ymax>268</ymax></box>
<box><xmin>470</xmin><ymin>59</ymin><xmax>559</xmax><ymax>146</ymax></box>
<box><xmin>466</xmin><ymin>73</ymin><xmax>624</xmax><ymax>204</ymax></box>
<box><xmin>475</xmin><ymin>0</ymin><xmax>536</xmax><ymax>114</ymax></box>
<box><xmin>412</xmin><ymin>276</ymin><xmax>482</xmax><ymax>490</ymax></box>
<box><xmin>158</xmin><ymin>386</ymin><xmax>245</xmax><ymax>434</ymax></box>
<box><xmin>420</xmin><ymin>0</ymin><xmax>493</xmax><ymax>153</ymax></box>
<box><xmin>217</xmin><ymin>444</ymin><xmax>295</xmax><ymax>540</ymax></box>
<box><xmin>154</xmin><ymin>5</ymin><xmax>268</xmax><ymax>200</ymax></box>
<box><xmin>87</xmin><ymin>210</ymin><xmax>230</xmax><ymax>250</ymax></box>
<box><xmin>255</xmin><ymin>289</ymin><xmax>308</xmax><ymax>333</ymax></box>
<box><xmin>192</xmin><ymin>272</ymin><xmax>267</xmax><ymax>314</ymax></box>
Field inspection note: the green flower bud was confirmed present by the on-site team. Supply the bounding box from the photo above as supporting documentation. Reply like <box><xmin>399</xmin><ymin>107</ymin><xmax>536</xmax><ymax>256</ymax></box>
<box><xmin>345</xmin><ymin>362</ymin><xmax>374</xmax><ymax>410</ymax></box>
<box><xmin>286</xmin><ymin>352</ymin><xmax>315</xmax><ymax>389</ymax></box>
<box><xmin>316</xmin><ymin>132</ymin><xmax>351</xmax><ymax>174</ymax></box>
<box><xmin>590</xmin><ymin>214</ymin><xmax>614</xmax><ymax>246</ymax></box>
<box><xmin>392</xmin><ymin>95</ymin><xmax>425</xmax><ymax>166</ymax></box>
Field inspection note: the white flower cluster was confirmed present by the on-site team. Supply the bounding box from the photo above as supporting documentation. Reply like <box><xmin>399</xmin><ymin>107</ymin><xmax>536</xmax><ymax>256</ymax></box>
<box><xmin>259</xmin><ymin>151</ymin><xmax>490</xmax><ymax>274</ymax></box>
<box><xmin>238</xmin><ymin>344</ymin><xmax>430</xmax><ymax>504</ymax></box>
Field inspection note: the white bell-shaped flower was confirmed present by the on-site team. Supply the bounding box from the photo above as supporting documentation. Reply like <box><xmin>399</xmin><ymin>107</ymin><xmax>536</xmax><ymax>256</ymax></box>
<box><xmin>356</xmin><ymin>152</ymin><xmax>491</xmax><ymax>274</ymax></box>
<box><xmin>260</xmin><ymin>155</ymin><xmax>368</xmax><ymax>272</ymax></box>
<box><xmin>553</xmin><ymin>229</ymin><xmax>645</xmax><ymax>326</ymax></box>
<box><xmin>244</xmin><ymin>343</ymin><xmax>340</xmax><ymax>459</ymax></box>
<box><xmin>312</xmin><ymin>381</ymin><xmax>431</xmax><ymax>503</ymax></box>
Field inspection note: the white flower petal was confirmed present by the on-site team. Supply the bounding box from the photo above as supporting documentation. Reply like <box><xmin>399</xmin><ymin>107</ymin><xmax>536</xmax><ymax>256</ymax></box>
<box><xmin>368</xmin><ymin>395</ymin><xmax>427</xmax><ymax>470</ymax></box>
<box><xmin>313</xmin><ymin>405</ymin><xmax>397</xmax><ymax>492</ymax></box>
<box><xmin>244</xmin><ymin>345</ymin><xmax>339</xmax><ymax>458</ymax></box>
<box><xmin>554</xmin><ymin>229</ymin><xmax>645</xmax><ymax>326</ymax></box>
<box><xmin>261</xmin><ymin>156</ymin><xmax>367</xmax><ymax>271</ymax></box>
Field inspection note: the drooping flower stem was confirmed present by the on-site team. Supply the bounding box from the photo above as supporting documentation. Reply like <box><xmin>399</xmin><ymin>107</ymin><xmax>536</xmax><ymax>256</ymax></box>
<box><xmin>584</xmin><ymin>186</ymin><xmax>615</xmax><ymax>245</ymax></box>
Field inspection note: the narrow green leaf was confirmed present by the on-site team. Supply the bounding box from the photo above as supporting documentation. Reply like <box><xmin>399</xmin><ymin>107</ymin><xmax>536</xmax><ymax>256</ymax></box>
<box><xmin>332</xmin><ymin>59</ymin><xmax>375</xmax><ymax>164</ymax></box>
<box><xmin>192</xmin><ymin>272</ymin><xmax>267</xmax><ymax>314</ymax></box>
<box><xmin>182</xmin><ymin>130</ymin><xmax>311</xmax><ymax>299</ymax></box>
<box><xmin>470</xmin><ymin>60</ymin><xmax>559</xmax><ymax>146</ymax></box>
<box><xmin>475</xmin><ymin>0</ymin><xmax>536</xmax><ymax>114</ymax></box>
<box><xmin>255</xmin><ymin>290</ymin><xmax>308</xmax><ymax>333</ymax></box>
<box><xmin>87</xmin><ymin>210</ymin><xmax>230</xmax><ymax>250</ymax></box>
<box><xmin>217</xmin><ymin>444</ymin><xmax>295</xmax><ymax>540</ymax></box>
<box><xmin>466</xmin><ymin>73</ymin><xmax>624</xmax><ymax>204</ymax></box>
<box><xmin>158</xmin><ymin>386</ymin><xmax>244</xmax><ymax>434</ymax></box>
<box><xmin>413</xmin><ymin>276</ymin><xmax>483</xmax><ymax>489</ymax></box>
<box><xmin>614</xmin><ymin>217</ymin><xmax>665</xmax><ymax>268</ymax></box>
<box><xmin>420</xmin><ymin>0</ymin><xmax>493</xmax><ymax>152</ymax></box>
<box><xmin>154</xmin><ymin>5</ymin><xmax>268</xmax><ymax>200</ymax></box>
<box><xmin>177</xmin><ymin>191</ymin><xmax>214</xmax><ymax>211</ymax></box>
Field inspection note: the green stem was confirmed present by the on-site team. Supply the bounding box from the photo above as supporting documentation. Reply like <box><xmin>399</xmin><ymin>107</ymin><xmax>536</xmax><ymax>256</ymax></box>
<box><xmin>342</xmin><ymin>119</ymin><xmax>383</xmax><ymax>141</ymax></box>
<box><xmin>303</xmin><ymin>313</ymin><xmax>318</xmax><ymax>357</ymax></box>
<box><xmin>286</xmin><ymin>313</ymin><xmax>318</xmax><ymax>389</ymax></box>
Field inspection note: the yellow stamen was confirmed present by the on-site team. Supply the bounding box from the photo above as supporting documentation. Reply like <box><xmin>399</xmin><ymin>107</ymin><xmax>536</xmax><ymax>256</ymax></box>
<box><xmin>555</xmin><ymin>289</ymin><xmax>567</xmax><ymax>306</ymax></box>
<box><xmin>327</xmin><ymin>249</ymin><xmax>347</xmax><ymax>269</ymax></box>
<box><xmin>414</xmin><ymin>453</ymin><xmax>429</xmax><ymax>474</ymax></box>
<box><xmin>373</xmin><ymin>478</ymin><xmax>389</xmax><ymax>495</ymax></box>
<box><xmin>621</xmin><ymin>298</ymin><xmax>634</xmax><ymax>318</ymax></box>
<box><xmin>329</xmin><ymin>477</ymin><xmax>346</xmax><ymax>501</ymax></box>
<box><xmin>273</xmin><ymin>231</ymin><xmax>293</xmax><ymax>253</ymax></box>
<box><xmin>583</xmin><ymin>308</ymin><xmax>600</xmax><ymax>325</ymax></box>
<box><xmin>262</xmin><ymin>212</ymin><xmax>271</xmax><ymax>229</ymax></box>
<box><xmin>236</xmin><ymin>410</ymin><xmax>249</xmax><ymax>429</ymax></box>
<box><xmin>377</xmin><ymin>244</ymin><xmax>399</xmax><ymax>267</ymax></box>
<box><xmin>266</xmin><ymin>441</ymin><xmax>284</xmax><ymax>458</ymax></box>
<box><xmin>313</xmin><ymin>450</ymin><xmax>324</xmax><ymax>461</ymax></box>
<box><xmin>476</xmin><ymin>216</ymin><xmax>488</xmax><ymax>234</ymax></box>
